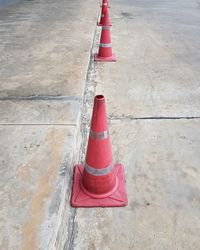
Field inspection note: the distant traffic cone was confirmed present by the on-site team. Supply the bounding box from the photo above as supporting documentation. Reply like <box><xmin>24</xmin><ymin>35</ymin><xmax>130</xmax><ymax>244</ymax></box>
<box><xmin>94</xmin><ymin>25</ymin><xmax>116</xmax><ymax>62</ymax></box>
<box><xmin>98</xmin><ymin>2</ymin><xmax>111</xmax><ymax>26</ymax></box>
<box><xmin>71</xmin><ymin>95</ymin><xmax>128</xmax><ymax>207</ymax></box>
<box><xmin>101</xmin><ymin>0</ymin><xmax>110</xmax><ymax>8</ymax></box>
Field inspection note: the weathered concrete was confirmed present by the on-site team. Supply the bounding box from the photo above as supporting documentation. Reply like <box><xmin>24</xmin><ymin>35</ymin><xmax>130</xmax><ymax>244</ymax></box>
<box><xmin>0</xmin><ymin>98</ymin><xmax>80</xmax><ymax>125</ymax></box>
<box><xmin>0</xmin><ymin>0</ymin><xmax>97</xmax><ymax>249</ymax></box>
<box><xmin>0</xmin><ymin>0</ymin><xmax>97</xmax><ymax>97</ymax></box>
<box><xmin>95</xmin><ymin>0</ymin><xmax>200</xmax><ymax>117</ymax></box>
<box><xmin>0</xmin><ymin>125</ymin><xmax>75</xmax><ymax>250</ymax></box>
<box><xmin>68</xmin><ymin>0</ymin><xmax>200</xmax><ymax>249</ymax></box>
<box><xmin>1</xmin><ymin>0</ymin><xmax>200</xmax><ymax>249</ymax></box>
<box><xmin>73</xmin><ymin>119</ymin><xmax>200</xmax><ymax>250</ymax></box>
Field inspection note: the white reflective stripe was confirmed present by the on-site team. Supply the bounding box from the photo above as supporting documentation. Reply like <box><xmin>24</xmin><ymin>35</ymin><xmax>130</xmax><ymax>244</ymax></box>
<box><xmin>101</xmin><ymin>14</ymin><xmax>104</xmax><ymax>17</ymax></box>
<box><xmin>102</xmin><ymin>26</ymin><xmax>109</xmax><ymax>30</ymax></box>
<box><xmin>103</xmin><ymin>3</ymin><xmax>107</xmax><ymax>6</ymax></box>
<box><xmin>100</xmin><ymin>43</ymin><xmax>111</xmax><ymax>48</ymax></box>
<box><xmin>84</xmin><ymin>162</ymin><xmax>113</xmax><ymax>176</ymax></box>
<box><xmin>90</xmin><ymin>129</ymin><xmax>109</xmax><ymax>140</ymax></box>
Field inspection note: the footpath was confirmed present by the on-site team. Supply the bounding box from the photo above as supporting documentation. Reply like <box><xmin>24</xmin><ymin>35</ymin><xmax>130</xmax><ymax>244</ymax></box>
<box><xmin>1</xmin><ymin>0</ymin><xmax>200</xmax><ymax>249</ymax></box>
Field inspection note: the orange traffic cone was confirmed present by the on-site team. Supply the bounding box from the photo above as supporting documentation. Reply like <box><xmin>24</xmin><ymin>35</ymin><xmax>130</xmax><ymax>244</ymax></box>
<box><xmin>98</xmin><ymin>1</ymin><xmax>111</xmax><ymax>26</ymax></box>
<box><xmin>71</xmin><ymin>95</ymin><xmax>128</xmax><ymax>207</ymax></box>
<box><xmin>94</xmin><ymin>25</ymin><xmax>116</xmax><ymax>62</ymax></box>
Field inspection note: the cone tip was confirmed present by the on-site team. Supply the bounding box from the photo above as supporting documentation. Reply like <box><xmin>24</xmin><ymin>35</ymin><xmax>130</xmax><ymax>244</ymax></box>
<box><xmin>95</xmin><ymin>95</ymin><xmax>105</xmax><ymax>103</ymax></box>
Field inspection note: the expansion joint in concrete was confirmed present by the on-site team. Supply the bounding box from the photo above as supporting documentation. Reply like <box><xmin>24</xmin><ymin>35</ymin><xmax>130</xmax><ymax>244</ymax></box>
<box><xmin>0</xmin><ymin>123</ymin><xmax>76</xmax><ymax>126</ymax></box>
<box><xmin>0</xmin><ymin>95</ymin><xmax>81</xmax><ymax>101</ymax></box>
<box><xmin>109</xmin><ymin>115</ymin><xmax>200</xmax><ymax>121</ymax></box>
<box><xmin>66</xmin><ymin>208</ymin><xmax>77</xmax><ymax>250</ymax></box>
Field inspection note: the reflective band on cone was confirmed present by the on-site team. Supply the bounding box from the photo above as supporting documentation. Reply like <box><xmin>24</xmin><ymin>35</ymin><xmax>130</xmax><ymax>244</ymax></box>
<box><xmin>100</xmin><ymin>43</ymin><xmax>112</xmax><ymax>48</ymax></box>
<box><xmin>84</xmin><ymin>162</ymin><xmax>113</xmax><ymax>176</ymax></box>
<box><xmin>102</xmin><ymin>26</ymin><xmax>110</xmax><ymax>30</ymax></box>
<box><xmin>90</xmin><ymin>129</ymin><xmax>109</xmax><ymax>140</ymax></box>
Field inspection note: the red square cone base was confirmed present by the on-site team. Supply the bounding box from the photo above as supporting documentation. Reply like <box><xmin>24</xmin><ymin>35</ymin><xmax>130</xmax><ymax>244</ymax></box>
<box><xmin>94</xmin><ymin>53</ymin><xmax>116</xmax><ymax>62</ymax></box>
<box><xmin>71</xmin><ymin>164</ymin><xmax>128</xmax><ymax>207</ymax></box>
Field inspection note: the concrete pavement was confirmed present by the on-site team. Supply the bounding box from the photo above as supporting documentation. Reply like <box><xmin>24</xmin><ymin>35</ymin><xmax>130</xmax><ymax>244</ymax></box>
<box><xmin>0</xmin><ymin>0</ymin><xmax>97</xmax><ymax>249</ymax></box>
<box><xmin>70</xmin><ymin>0</ymin><xmax>200</xmax><ymax>249</ymax></box>
<box><xmin>74</xmin><ymin>120</ymin><xmax>200</xmax><ymax>250</ymax></box>
<box><xmin>1</xmin><ymin>0</ymin><xmax>200</xmax><ymax>249</ymax></box>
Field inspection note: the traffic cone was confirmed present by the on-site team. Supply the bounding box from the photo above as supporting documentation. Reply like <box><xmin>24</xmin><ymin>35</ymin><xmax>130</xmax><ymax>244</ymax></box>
<box><xmin>71</xmin><ymin>95</ymin><xmax>128</xmax><ymax>207</ymax></box>
<box><xmin>98</xmin><ymin>1</ymin><xmax>111</xmax><ymax>26</ymax></box>
<box><xmin>94</xmin><ymin>25</ymin><xmax>116</xmax><ymax>62</ymax></box>
<box><xmin>101</xmin><ymin>0</ymin><xmax>110</xmax><ymax>8</ymax></box>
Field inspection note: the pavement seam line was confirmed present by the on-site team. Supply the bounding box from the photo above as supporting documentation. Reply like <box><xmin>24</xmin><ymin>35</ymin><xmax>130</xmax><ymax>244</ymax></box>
<box><xmin>0</xmin><ymin>124</ymin><xmax>77</xmax><ymax>126</ymax></box>
<box><xmin>109</xmin><ymin>115</ymin><xmax>200</xmax><ymax>121</ymax></box>
<box><xmin>0</xmin><ymin>95</ymin><xmax>81</xmax><ymax>101</ymax></box>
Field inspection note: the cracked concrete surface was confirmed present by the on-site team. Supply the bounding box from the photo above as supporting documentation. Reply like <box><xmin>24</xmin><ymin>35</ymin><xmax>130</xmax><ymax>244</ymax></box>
<box><xmin>0</xmin><ymin>0</ymin><xmax>200</xmax><ymax>249</ymax></box>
